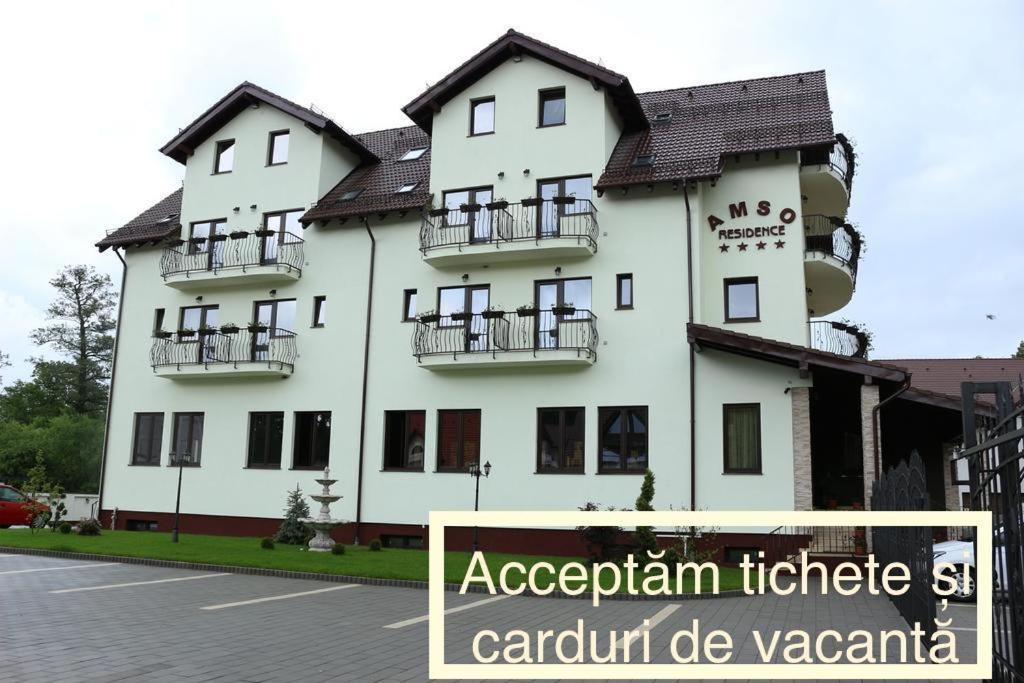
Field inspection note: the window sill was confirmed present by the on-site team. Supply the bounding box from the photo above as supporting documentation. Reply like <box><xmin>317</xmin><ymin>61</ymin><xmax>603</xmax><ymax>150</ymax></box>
<box><xmin>467</xmin><ymin>131</ymin><xmax>495</xmax><ymax>138</ymax></box>
<box><xmin>616</xmin><ymin>305</ymin><xmax>634</xmax><ymax>311</ymax></box>
<box><xmin>266</xmin><ymin>162</ymin><xmax>288</xmax><ymax>167</ymax></box>
<box><xmin>245</xmin><ymin>465</ymin><xmax>282</xmax><ymax>470</ymax></box>
<box><xmin>381</xmin><ymin>467</ymin><xmax>425</xmax><ymax>473</ymax></box>
<box><xmin>537</xmin><ymin>122</ymin><xmax>567</xmax><ymax>129</ymax></box>
<box><xmin>211</xmin><ymin>170</ymin><xmax>232</xmax><ymax>176</ymax></box>
<box><xmin>311</xmin><ymin>324</ymin><xmax>324</xmax><ymax>329</ymax></box>
<box><xmin>129</xmin><ymin>462</ymin><xmax>161</xmax><ymax>467</ymax></box>
<box><xmin>722</xmin><ymin>471</ymin><xmax>764</xmax><ymax>475</ymax></box>
<box><xmin>596</xmin><ymin>470</ymin><xmax>646</xmax><ymax>475</ymax></box>
<box><xmin>535</xmin><ymin>469</ymin><xmax>585</xmax><ymax>475</ymax></box>
<box><xmin>724</xmin><ymin>318</ymin><xmax>760</xmax><ymax>324</ymax></box>
<box><xmin>435</xmin><ymin>468</ymin><xmax>475</xmax><ymax>474</ymax></box>
<box><xmin>167</xmin><ymin>463</ymin><xmax>201</xmax><ymax>468</ymax></box>
<box><xmin>291</xmin><ymin>466</ymin><xmax>329</xmax><ymax>471</ymax></box>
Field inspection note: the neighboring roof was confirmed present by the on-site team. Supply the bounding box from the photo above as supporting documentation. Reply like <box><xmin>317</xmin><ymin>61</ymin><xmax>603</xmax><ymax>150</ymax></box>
<box><xmin>596</xmin><ymin>71</ymin><xmax>836</xmax><ymax>189</ymax></box>
<box><xmin>96</xmin><ymin>188</ymin><xmax>183</xmax><ymax>251</ymax></box>
<box><xmin>159</xmin><ymin>82</ymin><xmax>377</xmax><ymax>165</ymax></box>
<box><xmin>403</xmin><ymin>29</ymin><xmax>648</xmax><ymax>134</ymax></box>
<box><xmin>880</xmin><ymin>358</ymin><xmax>1024</xmax><ymax>402</ymax></box>
<box><xmin>301</xmin><ymin>125</ymin><xmax>431</xmax><ymax>223</ymax></box>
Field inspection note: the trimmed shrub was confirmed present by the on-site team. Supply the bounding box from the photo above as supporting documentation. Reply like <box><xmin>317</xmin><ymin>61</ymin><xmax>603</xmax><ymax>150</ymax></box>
<box><xmin>331</xmin><ymin>544</ymin><xmax>346</xmax><ymax>556</ymax></box>
<box><xmin>58</xmin><ymin>521</ymin><xmax>72</xmax><ymax>535</ymax></box>
<box><xmin>368</xmin><ymin>539</ymin><xmax>382</xmax><ymax>552</ymax></box>
<box><xmin>76</xmin><ymin>518</ymin><xmax>101</xmax><ymax>536</ymax></box>
<box><xmin>260</xmin><ymin>537</ymin><xmax>275</xmax><ymax>550</ymax></box>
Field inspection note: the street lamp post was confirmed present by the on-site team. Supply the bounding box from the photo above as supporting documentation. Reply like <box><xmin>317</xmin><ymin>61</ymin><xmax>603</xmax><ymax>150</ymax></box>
<box><xmin>468</xmin><ymin>460</ymin><xmax>491</xmax><ymax>552</ymax></box>
<box><xmin>170</xmin><ymin>449</ymin><xmax>192</xmax><ymax>543</ymax></box>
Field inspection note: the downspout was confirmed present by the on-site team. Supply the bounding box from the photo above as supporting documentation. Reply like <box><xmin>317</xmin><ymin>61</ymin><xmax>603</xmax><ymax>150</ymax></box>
<box><xmin>97</xmin><ymin>247</ymin><xmax>127</xmax><ymax>524</ymax></box>
<box><xmin>354</xmin><ymin>217</ymin><xmax>376</xmax><ymax>545</ymax></box>
<box><xmin>872</xmin><ymin>373</ymin><xmax>912</xmax><ymax>479</ymax></box>
<box><xmin>684</xmin><ymin>185</ymin><xmax>696</xmax><ymax>511</ymax></box>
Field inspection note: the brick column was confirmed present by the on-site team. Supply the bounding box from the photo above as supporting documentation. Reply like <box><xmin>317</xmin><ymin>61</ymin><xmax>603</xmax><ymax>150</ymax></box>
<box><xmin>861</xmin><ymin>383</ymin><xmax>879</xmax><ymax>510</ymax></box>
<box><xmin>791</xmin><ymin>387</ymin><xmax>813</xmax><ymax>511</ymax></box>
<box><xmin>942</xmin><ymin>442</ymin><xmax>960</xmax><ymax>511</ymax></box>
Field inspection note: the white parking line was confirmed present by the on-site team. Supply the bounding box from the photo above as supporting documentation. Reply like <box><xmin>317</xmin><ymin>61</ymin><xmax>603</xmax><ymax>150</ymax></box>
<box><xmin>0</xmin><ymin>562</ymin><xmax>120</xmax><ymax>575</ymax></box>
<box><xmin>618</xmin><ymin>603</ymin><xmax>681</xmax><ymax>649</ymax></box>
<box><xmin>383</xmin><ymin>594</ymin><xmax>512</xmax><ymax>629</ymax></box>
<box><xmin>50</xmin><ymin>572</ymin><xmax>231</xmax><ymax>593</ymax></box>
<box><xmin>200</xmin><ymin>583</ymin><xmax>359</xmax><ymax>610</ymax></box>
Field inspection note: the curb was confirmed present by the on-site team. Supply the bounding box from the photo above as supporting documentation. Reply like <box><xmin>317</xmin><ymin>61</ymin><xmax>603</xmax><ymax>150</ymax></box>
<box><xmin>0</xmin><ymin>545</ymin><xmax>750</xmax><ymax>601</ymax></box>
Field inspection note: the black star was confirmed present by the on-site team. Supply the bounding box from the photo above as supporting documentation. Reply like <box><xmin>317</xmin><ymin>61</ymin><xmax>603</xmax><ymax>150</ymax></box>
<box><xmin>756</xmin><ymin>241</ymin><xmax>767</xmax><ymax>250</ymax></box>
<box><xmin>774</xmin><ymin>239</ymin><xmax>786</xmax><ymax>249</ymax></box>
<box><xmin>719</xmin><ymin>244</ymin><xmax>729</xmax><ymax>253</ymax></box>
<box><xmin>738</xmin><ymin>242</ymin><xmax>748</xmax><ymax>252</ymax></box>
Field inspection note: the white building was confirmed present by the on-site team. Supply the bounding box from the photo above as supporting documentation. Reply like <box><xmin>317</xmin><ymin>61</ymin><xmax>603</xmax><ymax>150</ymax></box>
<box><xmin>96</xmin><ymin>30</ymin><xmax>972</xmax><ymax>554</ymax></box>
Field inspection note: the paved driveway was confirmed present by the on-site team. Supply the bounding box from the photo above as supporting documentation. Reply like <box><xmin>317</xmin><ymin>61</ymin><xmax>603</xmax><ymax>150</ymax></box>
<box><xmin>0</xmin><ymin>552</ymin><xmax>980</xmax><ymax>682</ymax></box>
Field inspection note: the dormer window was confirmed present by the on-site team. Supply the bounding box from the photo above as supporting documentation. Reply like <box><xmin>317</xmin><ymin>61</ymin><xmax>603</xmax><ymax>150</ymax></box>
<box><xmin>396</xmin><ymin>183</ymin><xmax>418</xmax><ymax>194</ymax></box>
<box><xmin>340</xmin><ymin>189</ymin><xmax>362</xmax><ymax>202</ymax></box>
<box><xmin>213</xmin><ymin>140</ymin><xmax>234</xmax><ymax>174</ymax></box>
<box><xmin>400</xmin><ymin>147</ymin><xmax>427</xmax><ymax>161</ymax></box>
<box><xmin>470</xmin><ymin>97</ymin><xmax>495</xmax><ymax>136</ymax></box>
<box><xmin>633</xmin><ymin>154</ymin><xmax>656</xmax><ymax>167</ymax></box>
<box><xmin>653</xmin><ymin>112</ymin><xmax>672</xmax><ymax>123</ymax></box>
<box><xmin>539</xmin><ymin>88</ymin><xmax>566</xmax><ymax>127</ymax></box>
<box><xmin>267</xmin><ymin>130</ymin><xmax>289</xmax><ymax>165</ymax></box>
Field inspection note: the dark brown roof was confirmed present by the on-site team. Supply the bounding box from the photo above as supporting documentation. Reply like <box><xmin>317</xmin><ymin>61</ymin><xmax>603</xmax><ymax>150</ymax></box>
<box><xmin>160</xmin><ymin>82</ymin><xmax>377</xmax><ymax>165</ymax></box>
<box><xmin>880</xmin><ymin>358</ymin><xmax>1024</xmax><ymax>401</ymax></box>
<box><xmin>301</xmin><ymin>125</ymin><xmax>431</xmax><ymax>223</ymax></box>
<box><xmin>403</xmin><ymin>29</ymin><xmax>647</xmax><ymax>134</ymax></box>
<box><xmin>596</xmin><ymin>71</ymin><xmax>836</xmax><ymax>189</ymax></box>
<box><xmin>96</xmin><ymin>187</ymin><xmax>183</xmax><ymax>251</ymax></box>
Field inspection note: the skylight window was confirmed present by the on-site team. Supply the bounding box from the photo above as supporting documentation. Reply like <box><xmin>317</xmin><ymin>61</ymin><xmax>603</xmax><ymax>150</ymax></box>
<box><xmin>653</xmin><ymin>112</ymin><xmax>672</xmax><ymax>123</ymax></box>
<box><xmin>396</xmin><ymin>183</ymin><xmax>418</xmax><ymax>194</ymax></box>
<box><xmin>400</xmin><ymin>147</ymin><xmax>427</xmax><ymax>161</ymax></box>
<box><xmin>340</xmin><ymin>189</ymin><xmax>363</xmax><ymax>202</ymax></box>
<box><xmin>633</xmin><ymin>154</ymin><xmax>657</xmax><ymax>167</ymax></box>
<box><xmin>156</xmin><ymin>214</ymin><xmax>178</xmax><ymax>224</ymax></box>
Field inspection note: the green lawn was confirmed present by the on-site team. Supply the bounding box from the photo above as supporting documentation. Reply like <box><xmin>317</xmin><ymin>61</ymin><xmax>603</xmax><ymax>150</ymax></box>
<box><xmin>0</xmin><ymin>529</ymin><xmax>742</xmax><ymax>593</ymax></box>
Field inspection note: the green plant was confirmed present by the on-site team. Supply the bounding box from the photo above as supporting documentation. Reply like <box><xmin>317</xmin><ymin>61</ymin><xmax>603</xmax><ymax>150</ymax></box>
<box><xmin>274</xmin><ymin>485</ymin><xmax>312</xmax><ymax>545</ymax></box>
<box><xmin>58</xmin><ymin>521</ymin><xmax>72</xmax><ymax>534</ymax></box>
<box><xmin>368</xmin><ymin>539</ymin><xmax>382</xmax><ymax>552</ymax></box>
<box><xmin>331</xmin><ymin>543</ymin><xmax>346</xmax><ymax>556</ymax></box>
<box><xmin>76</xmin><ymin>518</ymin><xmax>101</xmax><ymax>536</ymax></box>
<box><xmin>576</xmin><ymin>502</ymin><xmax>627</xmax><ymax>563</ymax></box>
<box><xmin>633</xmin><ymin>469</ymin><xmax>659</xmax><ymax>563</ymax></box>
<box><xmin>260</xmin><ymin>537</ymin><xmax>275</xmax><ymax>550</ymax></box>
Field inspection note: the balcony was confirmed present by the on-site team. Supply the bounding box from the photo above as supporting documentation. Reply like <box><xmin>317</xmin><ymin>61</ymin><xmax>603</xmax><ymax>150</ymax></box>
<box><xmin>151</xmin><ymin>327</ymin><xmax>296</xmax><ymax>379</ymax></box>
<box><xmin>419</xmin><ymin>198</ymin><xmax>598</xmax><ymax>267</ymax></box>
<box><xmin>412</xmin><ymin>308</ymin><xmax>598</xmax><ymax>370</ymax></box>
<box><xmin>803</xmin><ymin>214</ymin><xmax>861</xmax><ymax>316</ymax></box>
<box><xmin>800</xmin><ymin>134</ymin><xmax>855</xmax><ymax>217</ymax></box>
<box><xmin>808</xmin><ymin>320</ymin><xmax>869</xmax><ymax>359</ymax></box>
<box><xmin>160</xmin><ymin>231</ymin><xmax>304</xmax><ymax>290</ymax></box>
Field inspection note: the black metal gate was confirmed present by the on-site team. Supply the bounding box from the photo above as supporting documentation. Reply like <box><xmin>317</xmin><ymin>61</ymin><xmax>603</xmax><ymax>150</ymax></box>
<box><xmin>959</xmin><ymin>381</ymin><xmax>1024</xmax><ymax>682</ymax></box>
<box><xmin>871</xmin><ymin>452</ymin><xmax>936</xmax><ymax>637</ymax></box>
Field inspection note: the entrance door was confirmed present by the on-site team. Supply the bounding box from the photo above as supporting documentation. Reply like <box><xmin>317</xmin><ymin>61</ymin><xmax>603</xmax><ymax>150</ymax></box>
<box><xmin>438</xmin><ymin>285</ymin><xmax>489</xmax><ymax>352</ymax></box>
<box><xmin>443</xmin><ymin>187</ymin><xmax>493</xmax><ymax>244</ymax></box>
<box><xmin>179</xmin><ymin>305</ymin><xmax>219</xmax><ymax>362</ymax></box>
<box><xmin>251</xmin><ymin>299</ymin><xmax>297</xmax><ymax>361</ymax></box>
<box><xmin>536</xmin><ymin>176</ymin><xmax>593</xmax><ymax>238</ymax></box>
<box><xmin>190</xmin><ymin>220</ymin><xmax>227</xmax><ymax>270</ymax></box>
<box><xmin>263</xmin><ymin>210</ymin><xmax>301</xmax><ymax>265</ymax></box>
<box><xmin>534</xmin><ymin>278</ymin><xmax>592</xmax><ymax>349</ymax></box>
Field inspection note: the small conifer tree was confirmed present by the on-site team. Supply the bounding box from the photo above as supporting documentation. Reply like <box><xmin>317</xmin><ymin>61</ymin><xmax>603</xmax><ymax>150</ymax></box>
<box><xmin>274</xmin><ymin>484</ymin><xmax>312</xmax><ymax>544</ymax></box>
<box><xmin>633</xmin><ymin>469</ymin><xmax>659</xmax><ymax>561</ymax></box>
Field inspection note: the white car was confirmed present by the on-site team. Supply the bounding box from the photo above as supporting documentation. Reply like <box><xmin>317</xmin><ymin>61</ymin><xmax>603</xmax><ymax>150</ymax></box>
<box><xmin>933</xmin><ymin>527</ymin><xmax>1013</xmax><ymax>602</ymax></box>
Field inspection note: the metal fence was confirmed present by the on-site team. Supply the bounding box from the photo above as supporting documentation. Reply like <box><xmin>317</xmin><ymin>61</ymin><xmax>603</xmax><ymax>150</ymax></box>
<box><xmin>160</xmin><ymin>231</ymin><xmax>304</xmax><ymax>278</ymax></box>
<box><xmin>808</xmin><ymin>320</ymin><xmax>870</xmax><ymax>358</ymax></box>
<box><xmin>419</xmin><ymin>198</ymin><xmax>598</xmax><ymax>253</ymax></box>
<box><xmin>150</xmin><ymin>327</ymin><xmax>297</xmax><ymax>371</ymax></box>
<box><xmin>412</xmin><ymin>309</ymin><xmax>598</xmax><ymax>362</ymax></box>
<box><xmin>804</xmin><ymin>214</ymin><xmax>861</xmax><ymax>282</ymax></box>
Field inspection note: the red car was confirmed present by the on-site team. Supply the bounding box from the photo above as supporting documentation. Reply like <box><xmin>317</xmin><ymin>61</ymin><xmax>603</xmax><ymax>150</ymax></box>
<box><xmin>0</xmin><ymin>483</ymin><xmax>47</xmax><ymax>528</ymax></box>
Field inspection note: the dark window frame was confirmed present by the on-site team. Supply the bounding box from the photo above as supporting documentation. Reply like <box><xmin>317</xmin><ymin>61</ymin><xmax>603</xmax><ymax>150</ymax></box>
<box><xmin>536</xmin><ymin>175</ymin><xmax>594</xmax><ymax>221</ymax></box>
<box><xmin>597</xmin><ymin>405</ymin><xmax>649</xmax><ymax>474</ymax></box>
<box><xmin>538</xmin><ymin>87</ymin><xmax>566</xmax><ymax>127</ymax></box>
<box><xmin>130</xmin><ymin>412</ymin><xmax>164</xmax><ymax>466</ymax></box>
<box><xmin>722</xmin><ymin>403</ymin><xmax>763</xmax><ymax>474</ymax></box>
<box><xmin>188</xmin><ymin>219</ymin><xmax>228</xmax><ymax>269</ymax></box>
<box><xmin>213</xmin><ymin>139</ymin><xmax>235</xmax><ymax>174</ymax></box>
<box><xmin>536</xmin><ymin>407</ymin><xmax>585</xmax><ymax>474</ymax></box>
<box><xmin>262</xmin><ymin>209</ymin><xmax>303</xmax><ymax>264</ymax></box>
<box><xmin>170</xmin><ymin>412</ymin><xmax>204</xmax><ymax>466</ymax></box>
<box><xmin>616</xmin><ymin>273</ymin><xmax>634</xmax><ymax>310</ymax></box>
<box><xmin>724</xmin><ymin>277</ymin><xmax>760</xmax><ymax>323</ymax></box>
<box><xmin>396</xmin><ymin>182</ymin><xmax>418</xmax><ymax>194</ymax></box>
<box><xmin>402</xmin><ymin>289</ymin><xmax>418</xmax><ymax>322</ymax></box>
<box><xmin>435</xmin><ymin>409</ymin><xmax>481</xmax><ymax>472</ymax></box>
<box><xmin>292</xmin><ymin>411</ymin><xmax>332</xmax><ymax>470</ymax></box>
<box><xmin>267</xmin><ymin>129</ymin><xmax>290</xmax><ymax>166</ymax></box>
<box><xmin>152</xmin><ymin>308</ymin><xmax>165</xmax><ymax>336</ymax></box>
<box><xmin>469</xmin><ymin>96</ymin><xmax>496</xmax><ymax>136</ymax></box>
<box><xmin>177</xmin><ymin>304</ymin><xmax>219</xmax><ymax>363</ymax></box>
<box><xmin>399</xmin><ymin>147</ymin><xmax>427</xmax><ymax>162</ymax></box>
<box><xmin>246</xmin><ymin>411</ymin><xmax>284</xmax><ymax>469</ymax></box>
<box><xmin>441</xmin><ymin>186</ymin><xmax>494</xmax><ymax>232</ymax></box>
<box><xmin>312</xmin><ymin>296</ymin><xmax>327</xmax><ymax>328</ymax></box>
<box><xmin>382</xmin><ymin>410</ymin><xmax>427</xmax><ymax>471</ymax></box>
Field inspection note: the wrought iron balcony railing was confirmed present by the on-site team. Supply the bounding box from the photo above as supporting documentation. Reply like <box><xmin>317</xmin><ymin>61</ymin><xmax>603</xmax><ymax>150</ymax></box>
<box><xmin>809</xmin><ymin>320</ymin><xmax>869</xmax><ymax>359</ymax></box>
<box><xmin>412</xmin><ymin>308</ymin><xmax>598</xmax><ymax>362</ymax></box>
<box><xmin>419</xmin><ymin>198</ymin><xmax>598</xmax><ymax>254</ymax></box>
<box><xmin>150</xmin><ymin>327</ymin><xmax>297</xmax><ymax>371</ymax></box>
<box><xmin>804</xmin><ymin>214</ymin><xmax>861</xmax><ymax>282</ymax></box>
<box><xmin>801</xmin><ymin>133</ymin><xmax>856</xmax><ymax>193</ymax></box>
<box><xmin>160</xmin><ymin>231</ymin><xmax>304</xmax><ymax>278</ymax></box>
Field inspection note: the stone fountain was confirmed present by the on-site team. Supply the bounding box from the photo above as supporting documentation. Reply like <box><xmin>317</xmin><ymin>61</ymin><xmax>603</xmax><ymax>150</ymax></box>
<box><xmin>303</xmin><ymin>467</ymin><xmax>347</xmax><ymax>552</ymax></box>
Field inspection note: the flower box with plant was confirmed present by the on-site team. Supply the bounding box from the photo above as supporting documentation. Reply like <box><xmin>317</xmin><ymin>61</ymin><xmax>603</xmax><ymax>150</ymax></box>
<box><xmin>207</xmin><ymin>233</ymin><xmax>228</xmax><ymax>242</ymax></box>
<box><xmin>247</xmin><ymin>321</ymin><xmax>269</xmax><ymax>334</ymax></box>
<box><xmin>450</xmin><ymin>311</ymin><xmax>471</xmax><ymax>322</ymax></box>
<box><xmin>197</xmin><ymin>324</ymin><xmax>219</xmax><ymax>337</ymax></box>
<box><xmin>229</xmin><ymin>230</ymin><xmax>250</xmax><ymax>240</ymax></box>
<box><xmin>254</xmin><ymin>228</ymin><xmax>276</xmax><ymax>238</ymax></box>
<box><xmin>516</xmin><ymin>304</ymin><xmax>539</xmax><ymax>317</ymax></box>
<box><xmin>188</xmin><ymin>236</ymin><xmax>208</xmax><ymax>246</ymax></box>
<box><xmin>219</xmin><ymin>323</ymin><xmax>240</xmax><ymax>334</ymax></box>
<box><xmin>480</xmin><ymin>307</ymin><xmax>506</xmax><ymax>320</ymax></box>
<box><xmin>153</xmin><ymin>329</ymin><xmax>173</xmax><ymax>339</ymax></box>
<box><xmin>460</xmin><ymin>202</ymin><xmax>482</xmax><ymax>213</ymax></box>
<box><xmin>428</xmin><ymin>207</ymin><xmax>448</xmax><ymax>218</ymax></box>
<box><xmin>177</xmin><ymin>328</ymin><xmax>197</xmax><ymax>338</ymax></box>
<box><xmin>521</xmin><ymin>197</ymin><xmax>543</xmax><ymax>207</ymax></box>
<box><xmin>551</xmin><ymin>302</ymin><xmax>576</xmax><ymax>316</ymax></box>
<box><xmin>418</xmin><ymin>310</ymin><xmax>441</xmax><ymax>324</ymax></box>
<box><xmin>485</xmin><ymin>199</ymin><xmax>509</xmax><ymax>211</ymax></box>
<box><xmin>167</xmin><ymin>238</ymin><xmax>185</xmax><ymax>247</ymax></box>
<box><xmin>552</xmin><ymin>195</ymin><xmax>577</xmax><ymax>206</ymax></box>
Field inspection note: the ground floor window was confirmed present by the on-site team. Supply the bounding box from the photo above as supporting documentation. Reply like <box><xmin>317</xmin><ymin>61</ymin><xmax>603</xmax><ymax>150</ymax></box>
<box><xmin>381</xmin><ymin>534</ymin><xmax>424</xmax><ymax>549</ymax></box>
<box><xmin>126</xmin><ymin>519</ymin><xmax>159</xmax><ymax>532</ymax></box>
<box><xmin>537</xmin><ymin>407</ymin><xmax>585</xmax><ymax>473</ymax></box>
<box><xmin>437</xmin><ymin>409</ymin><xmax>480</xmax><ymax>471</ymax></box>
<box><xmin>723</xmin><ymin>403</ymin><xmax>762</xmax><ymax>473</ymax></box>
<box><xmin>131</xmin><ymin>412</ymin><xmax>163</xmax><ymax>466</ymax></box>
<box><xmin>383</xmin><ymin>410</ymin><xmax>425</xmax><ymax>470</ymax></box>
<box><xmin>598</xmin><ymin>406</ymin><xmax>648</xmax><ymax>473</ymax></box>
<box><xmin>723</xmin><ymin>546</ymin><xmax>759</xmax><ymax>564</ymax></box>
<box><xmin>171</xmin><ymin>412</ymin><xmax>204</xmax><ymax>465</ymax></box>
<box><xmin>724</xmin><ymin>277</ymin><xmax>759</xmax><ymax>322</ymax></box>
<box><xmin>294</xmin><ymin>411</ymin><xmax>331</xmax><ymax>469</ymax></box>
<box><xmin>248</xmin><ymin>412</ymin><xmax>284</xmax><ymax>468</ymax></box>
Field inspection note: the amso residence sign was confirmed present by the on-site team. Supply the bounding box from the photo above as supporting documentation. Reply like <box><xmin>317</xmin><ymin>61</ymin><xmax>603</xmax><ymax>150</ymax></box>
<box><xmin>707</xmin><ymin>199</ymin><xmax>794</xmax><ymax>253</ymax></box>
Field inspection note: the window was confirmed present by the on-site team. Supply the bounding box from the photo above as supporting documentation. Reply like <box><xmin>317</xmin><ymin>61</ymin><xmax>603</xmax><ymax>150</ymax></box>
<box><xmin>437</xmin><ymin>285</ymin><xmax>489</xmax><ymax>351</ymax></box>
<box><xmin>312</xmin><ymin>296</ymin><xmax>327</xmax><ymax>328</ymax></box>
<box><xmin>539</xmin><ymin>88</ymin><xmax>566</xmax><ymax>127</ymax></box>
<box><xmin>537</xmin><ymin>408</ymin><xmax>584</xmax><ymax>473</ymax></box>
<box><xmin>723</xmin><ymin>404</ymin><xmax>762</xmax><ymax>473</ymax></box>
<box><xmin>442</xmin><ymin>186</ymin><xmax>493</xmax><ymax>241</ymax></box>
<box><xmin>178</xmin><ymin>305</ymin><xmax>219</xmax><ymax>363</ymax></box>
<box><xmin>0</xmin><ymin>487</ymin><xmax>25</xmax><ymax>502</ymax></box>
<box><xmin>247</xmin><ymin>412</ymin><xmax>284</xmax><ymax>468</ymax></box>
<box><xmin>724</xmin><ymin>277</ymin><xmax>759</xmax><ymax>322</ymax></box>
<box><xmin>653</xmin><ymin>112</ymin><xmax>672</xmax><ymax>123</ymax></box>
<box><xmin>293</xmin><ymin>411</ymin><xmax>331</xmax><ymax>469</ymax></box>
<box><xmin>381</xmin><ymin>534</ymin><xmax>424</xmax><ymax>549</ymax></box>
<box><xmin>633</xmin><ymin>154</ymin><xmax>656</xmax><ymax>167</ymax></box>
<box><xmin>152</xmin><ymin>308</ymin><xmax>165</xmax><ymax>336</ymax></box>
<box><xmin>340</xmin><ymin>189</ymin><xmax>362</xmax><ymax>202</ymax></box>
<box><xmin>470</xmin><ymin>97</ymin><xmax>495</xmax><ymax>135</ymax></box>
<box><xmin>214</xmin><ymin>139</ymin><xmax>234</xmax><ymax>173</ymax></box>
<box><xmin>189</xmin><ymin>219</ymin><xmax>228</xmax><ymax>269</ymax></box>
<box><xmin>399</xmin><ymin>147</ymin><xmax>427</xmax><ymax>161</ymax></box>
<box><xmin>383</xmin><ymin>411</ymin><xmax>426</xmax><ymax>470</ymax></box>
<box><xmin>723</xmin><ymin>547</ymin><xmax>759</xmax><ymax>564</ymax></box>
<box><xmin>598</xmin><ymin>406</ymin><xmax>648</xmax><ymax>473</ymax></box>
<box><xmin>537</xmin><ymin>176</ymin><xmax>593</xmax><ymax>236</ymax></box>
<box><xmin>126</xmin><ymin>519</ymin><xmax>159</xmax><ymax>532</ymax></box>
<box><xmin>171</xmin><ymin>412</ymin><xmax>204</xmax><ymax>465</ymax></box>
<box><xmin>402</xmin><ymin>289</ymin><xmax>417</xmax><ymax>322</ymax></box>
<box><xmin>252</xmin><ymin>299</ymin><xmax>297</xmax><ymax>361</ymax></box>
<box><xmin>131</xmin><ymin>413</ymin><xmax>164</xmax><ymax>466</ymax></box>
<box><xmin>267</xmin><ymin>130</ymin><xmax>289</xmax><ymax>165</ymax></box>
<box><xmin>616</xmin><ymin>274</ymin><xmax>633</xmax><ymax>309</ymax></box>
<box><xmin>437</xmin><ymin>409</ymin><xmax>480</xmax><ymax>470</ymax></box>
<box><xmin>396</xmin><ymin>183</ymin><xmax>418</xmax><ymax>194</ymax></box>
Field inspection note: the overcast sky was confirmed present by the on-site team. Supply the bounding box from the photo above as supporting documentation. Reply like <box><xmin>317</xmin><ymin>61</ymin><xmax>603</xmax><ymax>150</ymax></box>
<box><xmin>1</xmin><ymin>1</ymin><xmax>1021</xmax><ymax>383</ymax></box>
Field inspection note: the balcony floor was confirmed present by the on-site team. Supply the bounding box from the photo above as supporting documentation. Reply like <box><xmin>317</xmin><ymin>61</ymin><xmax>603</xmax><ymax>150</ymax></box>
<box><xmin>153</xmin><ymin>361</ymin><xmax>293</xmax><ymax>379</ymax></box>
<box><xmin>804</xmin><ymin>255</ymin><xmax>855</xmax><ymax>316</ymax></box>
<box><xmin>422</xmin><ymin>238</ymin><xmax>595</xmax><ymax>268</ymax></box>
<box><xmin>163</xmin><ymin>265</ymin><xmax>300</xmax><ymax>290</ymax></box>
<box><xmin>416</xmin><ymin>348</ymin><xmax>596</xmax><ymax>370</ymax></box>
<box><xmin>799</xmin><ymin>165</ymin><xmax>850</xmax><ymax>218</ymax></box>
